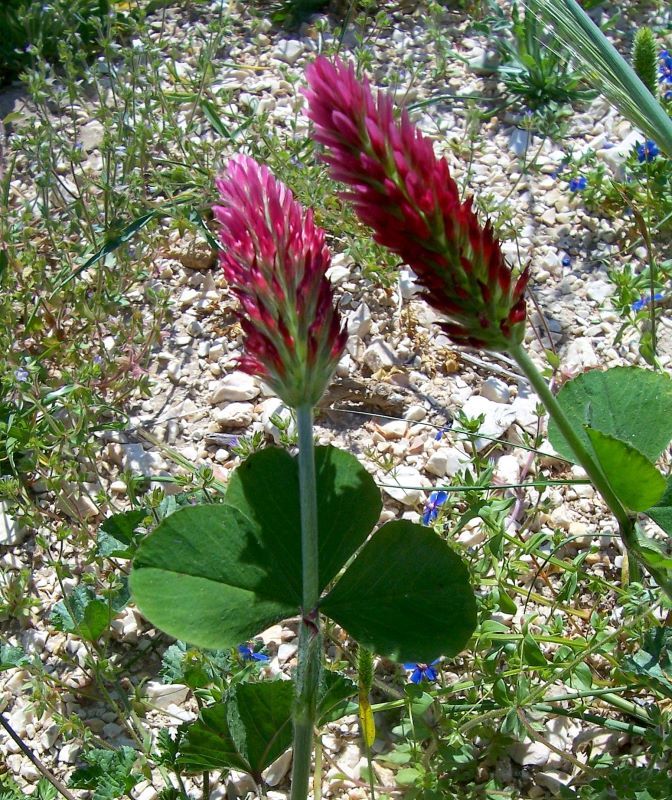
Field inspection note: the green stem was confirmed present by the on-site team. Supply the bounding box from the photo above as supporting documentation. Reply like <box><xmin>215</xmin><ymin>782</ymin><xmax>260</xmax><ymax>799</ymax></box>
<box><xmin>509</xmin><ymin>344</ymin><xmax>672</xmax><ymax>600</ymax></box>
<box><xmin>290</xmin><ymin>404</ymin><xmax>321</xmax><ymax>800</ymax></box>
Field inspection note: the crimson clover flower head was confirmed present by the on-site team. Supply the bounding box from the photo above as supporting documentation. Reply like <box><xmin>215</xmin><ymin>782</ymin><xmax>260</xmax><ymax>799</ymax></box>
<box><xmin>214</xmin><ymin>155</ymin><xmax>347</xmax><ymax>408</ymax></box>
<box><xmin>304</xmin><ymin>57</ymin><xmax>529</xmax><ymax>352</ymax></box>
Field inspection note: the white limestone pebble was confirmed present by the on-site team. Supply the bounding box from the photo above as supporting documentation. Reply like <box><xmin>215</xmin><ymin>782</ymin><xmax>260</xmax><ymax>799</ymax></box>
<box><xmin>144</xmin><ymin>682</ymin><xmax>189</xmax><ymax>710</ymax></box>
<box><xmin>210</xmin><ymin>371</ymin><xmax>259</xmax><ymax>404</ymax></box>
<box><xmin>214</xmin><ymin>402</ymin><xmax>254</xmax><ymax>428</ymax></box>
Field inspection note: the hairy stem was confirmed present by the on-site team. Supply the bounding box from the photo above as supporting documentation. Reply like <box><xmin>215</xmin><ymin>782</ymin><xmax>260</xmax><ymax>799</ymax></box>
<box><xmin>290</xmin><ymin>404</ymin><xmax>321</xmax><ymax>800</ymax></box>
<box><xmin>509</xmin><ymin>344</ymin><xmax>672</xmax><ymax>601</ymax></box>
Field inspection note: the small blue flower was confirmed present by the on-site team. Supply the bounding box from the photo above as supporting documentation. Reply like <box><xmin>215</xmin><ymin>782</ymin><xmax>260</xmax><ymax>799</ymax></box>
<box><xmin>14</xmin><ymin>368</ymin><xmax>29</xmax><ymax>382</ymax></box>
<box><xmin>632</xmin><ymin>293</ymin><xmax>664</xmax><ymax>312</ymax></box>
<box><xmin>237</xmin><ymin>643</ymin><xmax>269</xmax><ymax>662</ymax></box>
<box><xmin>568</xmin><ymin>176</ymin><xmax>587</xmax><ymax>192</ymax></box>
<box><xmin>403</xmin><ymin>659</ymin><xmax>441</xmax><ymax>684</ymax></box>
<box><xmin>636</xmin><ymin>140</ymin><xmax>659</xmax><ymax>163</ymax></box>
<box><xmin>422</xmin><ymin>490</ymin><xmax>448</xmax><ymax>526</ymax></box>
<box><xmin>561</xmin><ymin>254</ymin><xmax>571</xmax><ymax>267</ymax></box>
<box><xmin>659</xmin><ymin>50</ymin><xmax>672</xmax><ymax>83</ymax></box>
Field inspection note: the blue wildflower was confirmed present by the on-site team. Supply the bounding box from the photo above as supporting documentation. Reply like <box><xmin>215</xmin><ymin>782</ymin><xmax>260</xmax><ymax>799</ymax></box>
<box><xmin>632</xmin><ymin>293</ymin><xmax>664</xmax><ymax>312</ymax></box>
<box><xmin>403</xmin><ymin>659</ymin><xmax>441</xmax><ymax>684</ymax></box>
<box><xmin>14</xmin><ymin>368</ymin><xmax>29</xmax><ymax>382</ymax></box>
<box><xmin>561</xmin><ymin>254</ymin><xmax>571</xmax><ymax>267</ymax></box>
<box><xmin>237</xmin><ymin>643</ymin><xmax>269</xmax><ymax>662</ymax></box>
<box><xmin>659</xmin><ymin>50</ymin><xmax>672</xmax><ymax>82</ymax></box>
<box><xmin>422</xmin><ymin>490</ymin><xmax>448</xmax><ymax>526</ymax></box>
<box><xmin>636</xmin><ymin>140</ymin><xmax>659</xmax><ymax>163</ymax></box>
<box><xmin>568</xmin><ymin>176</ymin><xmax>587</xmax><ymax>192</ymax></box>
<box><xmin>434</xmin><ymin>421</ymin><xmax>453</xmax><ymax>441</ymax></box>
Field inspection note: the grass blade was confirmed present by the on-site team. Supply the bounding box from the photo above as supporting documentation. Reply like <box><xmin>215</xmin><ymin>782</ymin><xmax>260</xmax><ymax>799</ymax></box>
<box><xmin>533</xmin><ymin>0</ymin><xmax>672</xmax><ymax>156</ymax></box>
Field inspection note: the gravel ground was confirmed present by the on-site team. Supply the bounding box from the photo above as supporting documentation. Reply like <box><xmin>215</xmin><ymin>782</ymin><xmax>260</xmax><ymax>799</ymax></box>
<box><xmin>2</xmin><ymin>0</ymin><xmax>672</xmax><ymax>797</ymax></box>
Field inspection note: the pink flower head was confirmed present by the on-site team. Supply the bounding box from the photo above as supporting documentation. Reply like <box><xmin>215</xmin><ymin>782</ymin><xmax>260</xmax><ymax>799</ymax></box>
<box><xmin>304</xmin><ymin>57</ymin><xmax>529</xmax><ymax>352</ymax></box>
<box><xmin>214</xmin><ymin>155</ymin><xmax>347</xmax><ymax>407</ymax></box>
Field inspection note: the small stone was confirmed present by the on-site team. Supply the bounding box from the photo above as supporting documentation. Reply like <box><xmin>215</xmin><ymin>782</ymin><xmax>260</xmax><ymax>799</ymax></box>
<box><xmin>277</xmin><ymin>643</ymin><xmax>298</xmax><ymax>663</ymax></box>
<box><xmin>398</xmin><ymin>267</ymin><xmax>421</xmax><ymax>299</ymax></box>
<box><xmin>210</xmin><ymin>372</ymin><xmax>259</xmax><ymax>404</ymax></box>
<box><xmin>135</xmin><ymin>785</ymin><xmax>159</xmax><ymax>800</ymax></box>
<box><xmin>564</xmin><ymin>337</ymin><xmax>600</xmax><ymax>372</ymax></box>
<box><xmin>535</xmin><ymin>770</ymin><xmax>573</xmax><ymax>796</ymax></box>
<box><xmin>586</xmin><ymin>280</ymin><xmax>613</xmax><ymax>304</ymax></box>
<box><xmin>377</xmin><ymin>420</ymin><xmax>408</xmax><ymax>440</ymax></box>
<box><xmin>362</xmin><ymin>338</ymin><xmax>398</xmax><ymax>372</ymax></box>
<box><xmin>208</xmin><ymin>343</ymin><xmax>224</xmax><ymax>362</ymax></box>
<box><xmin>495</xmin><ymin>454</ymin><xmax>520</xmax><ymax>485</ymax></box>
<box><xmin>214</xmin><ymin>402</ymin><xmax>254</xmax><ymax>428</ymax></box>
<box><xmin>480</xmin><ymin>377</ymin><xmax>510</xmax><ymax>404</ymax></box>
<box><xmin>8</xmin><ymin>705</ymin><xmax>34</xmax><ymax>737</ymax></box>
<box><xmin>40</xmin><ymin>722</ymin><xmax>61</xmax><ymax>750</ymax></box>
<box><xmin>383</xmin><ymin>466</ymin><xmax>428</xmax><ymax>506</ymax></box>
<box><xmin>346</xmin><ymin>303</ymin><xmax>372</xmax><ymax>338</ymax></box>
<box><xmin>121</xmin><ymin>444</ymin><xmax>166</xmax><ymax>477</ymax></box>
<box><xmin>404</xmin><ymin>405</ymin><xmax>427</xmax><ymax>421</ymax></box>
<box><xmin>326</xmin><ymin>264</ymin><xmax>350</xmax><ymax>284</ymax></box>
<box><xmin>509</xmin><ymin>128</ymin><xmax>532</xmax><ymax>157</ymax></box>
<box><xmin>229</xmin><ymin>770</ymin><xmax>257</xmax><ymax>796</ymax></box>
<box><xmin>263</xmin><ymin>748</ymin><xmax>293</xmax><ymax>786</ymax></box>
<box><xmin>460</xmin><ymin>395</ymin><xmax>517</xmax><ymax>451</ymax></box>
<box><xmin>144</xmin><ymin>682</ymin><xmax>189</xmax><ymax>710</ymax></box>
<box><xmin>0</xmin><ymin>501</ymin><xmax>26</xmax><ymax>545</ymax></box>
<box><xmin>425</xmin><ymin>447</ymin><xmax>470</xmax><ymax>477</ymax></box>
<box><xmin>58</xmin><ymin>742</ymin><xmax>82</xmax><ymax>764</ymax></box>
<box><xmin>272</xmin><ymin>39</ymin><xmax>304</xmax><ymax>65</ymax></box>
<box><xmin>509</xmin><ymin>739</ymin><xmax>551</xmax><ymax>767</ymax></box>
<box><xmin>20</xmin><ymin>760</ymin><xmax>41</xmax><ymax>782</ymax></box>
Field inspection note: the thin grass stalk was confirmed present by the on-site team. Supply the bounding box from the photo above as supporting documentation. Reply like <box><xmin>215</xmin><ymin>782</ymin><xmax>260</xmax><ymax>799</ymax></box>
<box><xmin>533</xmin><ymin>0</ymin><xmax>672</xmax><ymax>156</ymax></box>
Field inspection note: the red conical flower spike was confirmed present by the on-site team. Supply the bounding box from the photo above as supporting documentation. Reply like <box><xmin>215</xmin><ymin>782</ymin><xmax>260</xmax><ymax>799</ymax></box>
<box><xmin>214</xmin><ymin>155</ymin><xmax>347</xmax><ymax>407</ymax></box>
<box><xmin>304</xmin><ymin>57</ymin><xmax>529</xmax><ymax>351</ymax></box>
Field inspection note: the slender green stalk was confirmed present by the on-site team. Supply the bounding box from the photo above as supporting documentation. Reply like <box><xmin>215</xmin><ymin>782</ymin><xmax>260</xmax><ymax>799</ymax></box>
<box><xmin>509</xmin><ymin>344</ymin><xmax>672</xmax><ymax>600</ymax></box>
<box><xmin>290</xmin><ymin>404</ymin><xmax>321</xmax><ymax>800</ymax></box>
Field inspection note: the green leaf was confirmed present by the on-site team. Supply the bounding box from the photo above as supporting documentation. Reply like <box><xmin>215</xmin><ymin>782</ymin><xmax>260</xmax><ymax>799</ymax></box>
<box><xmin>179</xmin><ymin>681</ymin><xmax>294</xmax><ymax>781</ymax></box>
<box><xmin>0</xmin><ymin>644</ymin><xmax>29</xmax><ymax>671</ymax></box>
<box><xmin>50</xmin><ymin>585</ymin><xmax>112</xmax><ymax>642</ymax></box>
<box><xmin>522</xmin><ymin>634</ymin><xmax>547</xmax><ymax>667</ymax></box>
<box><xmin>644</xmin><ymin>474</ymin><xmax>672</xmax><ymax>536</ymax></box>
<box><xmin>585</xmin><ymin>427</ymin><xmax>666</xmax><ymax>511</ymax></box>
<box><xmin>321</xmin><ymin>521</ymin><xmax>476</xmax><ymax>663</ymax></box>
<box><xmin>225</xmin><ymin>445</ymin><xmax>382</xmax><ymax>596</ymax></box>
<box><xmin>98</xmin><ymin>510</ymin><xmax>146</xmax><ymax>559</ymax></box>
<box><xmin>548</xmin><ymin>367</ymin><xmax>672</xmax><ymax>463</ymax></box>
<box><xmin>130</xmin><ymin>504</ymin><xmax>297</xmax><ymax>649</ymax></box>
<box><xmin>69</xmin><ymin>747</ymin><xmax>141</xmax><ymax>800</ymax></box>
<box><xmin>621</xmin><ymin>626</ymin><xmax>672</xmax><ymax>699</ymax></box>
<box><xmin>318</xmin><ymin>672</ymin><xmax>357</xmax><ymax>724</ymax></box>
